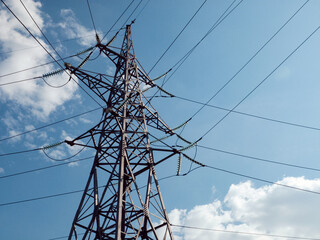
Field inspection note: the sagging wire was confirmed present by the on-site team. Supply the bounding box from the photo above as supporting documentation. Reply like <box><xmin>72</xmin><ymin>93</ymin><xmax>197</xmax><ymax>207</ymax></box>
<box><xmin>41</xmin><ymin>46</ymin><xmax>95</xmax><ymax>88</ymax></box>
<box><xmin>184</xmin><ymin>143</ymin><xmax>199</xmax><ymax>176</ymax></box>
<box><xmin>75</xmin><ymin>46</ymin><xmax>100</xmax><ymax>62</ymax></box>
<box><xmin>149</xmin><ymin>118</ymin><xmax>192</xmax><ymax>147</ymax></box>
<box><xmin>176</xmin><ymin>139</ymin><xmax>200</xmax><ymax>176</ymax></box>
<box><xmin>42</xmin><ymin>138</ymin><xmax>92</xmax><ymax>162</ymax></box>
<box><xmin>148</xmin><ymin>124</ymin><xmax>203</xmax><ymax>177</ymax></box>
<box><xmin>41</xmin><ymin>69</ymin><xmax>70</xmax><ymax>88</ymax></box>
<box><xmin>179</xmin><ymin>137</ymin><xmax>202</xmax><ymax>152</ymax></box>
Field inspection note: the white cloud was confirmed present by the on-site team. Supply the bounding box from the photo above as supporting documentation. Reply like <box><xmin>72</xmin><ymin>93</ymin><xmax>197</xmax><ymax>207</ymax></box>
<box><xmin>58</xmin><ymin>9</ymin><xmax>98</xmax><ymax>47</ymax></box>
<box><xmin>0</xmin><ymin>0</ymin><xmax>79</xmax><ymax>120</ymax></box>
<box><xmin>61</xmin><ymin>130</ymin><xmax>86</xmax><ymax>156</ymax></box>
<box><xmin>45</xmin><ymin>148</ymin><xmax>65</xmax><ymax>160</ymax></box>
<box><xmin>25</xmin><ymin>125</ymin><xmax>35</xmax><ymax>131</ymax></box>
<box><xmin>169</xmin><ymin>177</ymin><xmax>320</xmax><ymax>240</ymax></box>
<box><xmin>68</xmin><ymin>161</ymin><xmax>79</xmax><ymax>167</ymax></box>
<box><xmin>79</xmin><ymin>117</ymin><xmax>92</xmax><ymax>124</ymax></box>
<box><xmin>8</xmin><ymin>130</ymin><xmax>21</xmax><ymax>142</ymax></box>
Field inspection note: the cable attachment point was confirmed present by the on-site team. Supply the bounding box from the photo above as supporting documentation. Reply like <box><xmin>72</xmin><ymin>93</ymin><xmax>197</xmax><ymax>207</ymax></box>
<box><xmin>42</xmin><ymin>141</ymin><xmax>64</xmax><ymax>150</ymax></box>
<box><xmin>42</xmin><ymin>69</ymin><xmax>64</xmax><ymax>78</ymax></box>
<box><xmin>151</xmin><ymin>68</ymin><xmax>172</xmax><ymax>82</ymax></box>
<box><xmin>78</xmin><ymin>55</ymin><xmax>90</xmax><ymax>69</ymax></box>
<box><xmin>176</xmin><ymin>134</ymin><xmax>192</xmax><ymax>144</ymax></box>
<box><xmin>65</xmin><ymin>140</ymin><xmax>75</xmax><ymax>146</ymax></box>
<box><xmin>76</xmin><ymin>46</ymin><xmax>95</xmax><ymax>56</ymax></box>
<box><xmin>177</xmin><ymin>154</ymin><xmax>182</xmax><ymax>176</ymax></box>
<box><xmin>179</xmin><ymin>137</ymin><xmax>202</xmax><ymax>152</ymax></box>
<box><xmin>64</xmin><ymin>62</ymin><xmax>71</xmax><ymax>69</ymax></box>
<box><xmin>106</xmin><ymin>34</ymin><xmax>117</xmax><ymax>47</ymax></box>
<box><xmin>172</xmin><ymin>118</ymin><xmax>192</xmax><ymax>132</ymax></box>
<box><xmin>156</xmin><ymin>85</ymin><xmax>175</xmax><ymax>97</ymax></box>
<box><xmin>150</xmin><ymin>134</ymin><xmax>172</xmax><ymax>144</ymax></box>
<box><xmin>182</xmin><ymin>153</ymin><xmax>205</xmax><ymax>167</ymax></box>
<box><xmin>96</xmin><ymin>33</ymin><xmax>101</xmax><ymax>44</ymax></box>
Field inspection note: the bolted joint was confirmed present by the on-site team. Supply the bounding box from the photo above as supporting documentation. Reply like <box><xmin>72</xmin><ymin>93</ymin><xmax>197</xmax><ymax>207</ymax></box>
<box><xmin>96</xmin><ymin>145</ymin><xmax>102</xmax><ymax>152</ymax></box>
<box><xmin>173</xmin><ymin>148</ymin><xmax>179</xmax><ymax>154</ymax></box>
<box><xmin>64</xmin><ymin>62</ymin><xmax>71</xmax><ymax>69</ymax></box>
<box><xmin>65</xmin><ymin>140</ymin><xmax>74</xmax><ymax>146</ymax></box>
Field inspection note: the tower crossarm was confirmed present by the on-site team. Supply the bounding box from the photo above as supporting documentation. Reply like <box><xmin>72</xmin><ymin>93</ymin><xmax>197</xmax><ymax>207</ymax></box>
<box><xmin>65</xmin><ymin>64</ymin><xmax>124</xmax><ymax>103</ymax></box>
<box><xmin>97</xmin><ymin>43</ymin><xmax>125</xmax><ymax>66</ymax></box>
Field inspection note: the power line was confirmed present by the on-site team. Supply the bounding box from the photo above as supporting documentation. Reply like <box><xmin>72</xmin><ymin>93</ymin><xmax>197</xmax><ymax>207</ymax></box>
<box><xmin>47</xmin><ymin>224</ymin><xmax>320</xmax><ymax>240</ymax></box>
<box><xmin>0</xmin><ymin>106</ymin><xmax>102</xmax><ymax>142</ymax></box>
<box><xmin>203</xmin><ymin>164</ymin><xmax>320</xmax><ymax>195</ymax></box>
<box><xmin>134</xmin><ymin>0</ymin><xmax>150</xmax><ymax>21</ymax></box>
<box><xmin>0</xmin><ymin>76</ymin><xmax>41</xmax><ymax>87</ymax></box>
<box><xmin>146</xmin><ymin>0</ymin><xmax>243</xmax><ymax>105</ymax></box>
<box><xmin>183</xmin><ymin>0</ymin><xmax>310</xmax><ymax>124</ymax></box>
<box><xmin>2</xmin><ymin>0</ymin><xmax>102</xmax><ymax>107</ymax></box>
<box><xmin>0</xmin><ymin>30</ymin><xmax>120</xmax><ymax>56</ymax></box>
<box><xmin>86</xmin><ymin>0</ymin><xmax>97</xmax><ymax>35</ymax></box>
<box><xmin>3</xmin><ymin>140</ymin><xmax>320</xmax><ymax>182</ymax></box>
<box><xmin>120</xmin><ymin>0</ymin><xmax>143</xmax><ymax>28</ymax></box>
<box><xmin>100</xmin><ymin>0</ymin><xmax>135</xmax><ymax>42</ymax></box>
<box><xmin>0</xmin><ymin>47</ymin><xmax>96</xmax><ymax>88</ymax></box>
<box><xmin>0</xmin><ymin>0</ymin><xmax>134</xmax><ymax>56</ymax></box>
<box><xmin>0</xmin><ymin>96</ymin><xmax>160</xmax><ymax>144</ymax></box>
<box><xmin>148</xmin><ymin>0</ymin><xmax>208</xmax><ymax>74</ymax></box>
<box><xmin>198</xmin><ymin>144</ymin><xmax>320</xmax><ymax>172</ymax></box>
<box><xmin>1</xmin><ymin>95</ymin><xmax>320</xmax><ymax>175</ymax></box>
<box><xmin>172</xmin><ymin>224</ymin><xmax>320</xmax><ymax>240</ymax></box>
<box><xmin>1</xmin><ymin>122</ymin><xmax>320</xmax><ymax>206</ymax></box>
<box><xmin>0</xmin><ymin>156</ymin><xmax>92</xmax><ymax>179</ymax></box>
<box><xmin>42</xmin><ymin>138</ymin><xmax>91</xmax><ymax>162</ymax></box>
<box><xmin>73</xmin><ymin>0</ymin><xmax>137</xmax><ymax>69</ymax></box>
<box><xmin>0</xmin><ymin>51</ymin><xmax>88</xmax><ymax>79</ymax></box>
<box><xmin>0</xmin><ymin>187</ymin><xmax>85</xmax><ymax>207</ymax></box>
<box><xmin>0</xmin><ymin>173</ymin><xmax>177</xmax><ymax>207</ymax></box>
<box><xmin>48</xmin><ymin>234</ymin><xmax>84</xmax><ymax>240</ymax></box>
<box><xmin>2</xmin><ymin>95</ymin><xmax>320</xmax><ymax>172</ymax></box>
<box><xmin>200</xmin><ymin>24</ymin><xmax>320</xmax><ymax>139</ymax></box>
<box><xmin>0</xmin><ymin>1</ymin><xmax>137</xmax><ymax>81</ymax></box>
<box><xmin>0</xmin><ymin>141</ymin><xmax>66</xmax><ymax>158</ymax></box>
<box><xmin>174</xmin><ymin>95</ymin><xmax>320</xmax><ymax>132</ymax></box>
<box><xmin>2</xmin><ymin>160</ymin><xmax>320</xmax><ymax>208</ymax></box>
<box><xmin>168</xmin><ymin>0</ymin><xmax>242</xmax><ymax>70</ymax></box>
<box><xmin>172</xmin><ymin>1</ymin><xmax>308</xmax><ymax>143</ymax></box>
<box><xmin>0</xmin><ymin>147</ymin><xmax>42</xmax><ymax>157</ymax></box>
<box><xmin>19</xmin><ymin>0</ymin><xmax>100</xmax><ymax>94</ymax></box>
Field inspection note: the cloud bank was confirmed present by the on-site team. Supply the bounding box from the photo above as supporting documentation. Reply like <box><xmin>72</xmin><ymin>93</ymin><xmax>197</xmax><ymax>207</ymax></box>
<box><xmin>169</xmin><ymin>176</ymin><xmax>320</xmax><ymax>240</ymax></box>
<box><xmin>0</xmin><ymin>0</ymin><xmax>96</xmax><ymax>121</ymax></box>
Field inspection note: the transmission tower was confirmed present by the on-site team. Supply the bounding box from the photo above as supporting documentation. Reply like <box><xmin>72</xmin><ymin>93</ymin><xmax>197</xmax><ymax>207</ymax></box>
<box><xmin>65</xmin><ymin>24</ymin><xmax>177</xmax><ymax>240</ymax></box>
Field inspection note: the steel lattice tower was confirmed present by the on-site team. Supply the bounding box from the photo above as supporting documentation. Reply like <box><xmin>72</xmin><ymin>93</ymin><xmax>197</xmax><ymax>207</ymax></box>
<box><xmin>65</xmin><ymin>24</ymin><xmax>176</xmax><ymax>240</ymax></box>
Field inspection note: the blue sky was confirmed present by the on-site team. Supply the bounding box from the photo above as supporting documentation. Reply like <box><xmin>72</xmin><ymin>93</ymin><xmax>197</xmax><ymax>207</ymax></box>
<box><xmin>1</xmin><ymin>0</ymin><xmax>320</xmax><ymax>239</ymax></box>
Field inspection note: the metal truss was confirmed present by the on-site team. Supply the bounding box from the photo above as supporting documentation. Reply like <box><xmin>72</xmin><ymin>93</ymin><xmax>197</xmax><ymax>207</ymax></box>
<box><xmin>66</xmin><ymin>24</ymin><xmax>176</xmax><ymax>240</ymax></box>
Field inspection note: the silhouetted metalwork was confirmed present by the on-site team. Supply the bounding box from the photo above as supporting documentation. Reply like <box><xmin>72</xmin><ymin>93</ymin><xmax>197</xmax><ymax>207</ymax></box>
<box><xmin>65</xmin><ymin>24</ymin><xmax>176</xmax><ymax>240</ymax></box>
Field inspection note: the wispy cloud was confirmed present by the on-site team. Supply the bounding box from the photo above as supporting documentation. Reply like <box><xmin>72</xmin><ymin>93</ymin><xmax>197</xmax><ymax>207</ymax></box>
<box><xmin>0</xmin><ymin>0</ymin><xmax>79</xmax><ymax>120</ymax></box>
<box><xmin>170</xmin><ymin>176</ymin><xmax>320</xmax><ymax>239</ymax></box>
<box><xmin>58</xmin><ymin>9</ymin><xmax>99</xmax><ymax>47</ymax></box>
